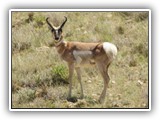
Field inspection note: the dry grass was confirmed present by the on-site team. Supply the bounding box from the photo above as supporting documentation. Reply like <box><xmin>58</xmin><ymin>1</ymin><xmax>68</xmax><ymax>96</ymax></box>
<box><xmin>11</xmin><ymin>11</ymin><xmax>149</xmax><ymax>109</ymax></box>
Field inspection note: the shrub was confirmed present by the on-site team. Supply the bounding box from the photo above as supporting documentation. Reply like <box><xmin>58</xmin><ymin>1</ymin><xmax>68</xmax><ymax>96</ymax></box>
<box><xmin>51</xmin><ymin>65</ymin><xmax>69</xmax><ymax>86</ymax></box>
<box><xmin>17</xmin><ymin>88</ymin><xmax>35</xmax><ymax>103</ymax></box>
<box><xmin>12</xmin><ymin>41</ymin><xmax>31</xmax><ymax>53</ymax></box>
<box><xmin>135</xmin><ymin>12</ymin><xmax>148</xmax><ymax>22</ymax></box>
<box><xmin>132</xmin><ymin>43</ymin><xmax>148</xmax><ymax>58</ymax></box>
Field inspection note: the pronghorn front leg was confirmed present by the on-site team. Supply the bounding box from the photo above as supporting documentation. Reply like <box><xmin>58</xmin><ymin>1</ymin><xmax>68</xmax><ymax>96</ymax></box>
<box><xmin>67</xmin><ymin>62</ymin><xmax>74</xmax><ymax>99</ymax></box>
<box><xmin>75</xmin><ymin>67</ymin><xmax>84</xmax><ymax>99</ymax></box>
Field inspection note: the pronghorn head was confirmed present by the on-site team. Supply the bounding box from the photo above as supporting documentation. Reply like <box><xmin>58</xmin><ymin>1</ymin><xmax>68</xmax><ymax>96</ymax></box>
<box><xmin>46</xmin><ymin>16</ymin><xmax>67</xmax><ymax>42</ymax></box>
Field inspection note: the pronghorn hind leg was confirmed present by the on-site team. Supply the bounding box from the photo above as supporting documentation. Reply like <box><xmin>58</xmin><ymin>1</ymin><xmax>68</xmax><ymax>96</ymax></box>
<box><xmin>97</xmin><ymin>62</ymin><xmax>110</xmax><ymax>104</ymax></box>
<box><xmin>67</xmin><ymin>63</ymin><xmax>74</xmax><ymax>99</ymax></box>
<box><xmin>75</xmin><ymin>67</ymin><xmax>84</xmax><ymax>99</ymax></box>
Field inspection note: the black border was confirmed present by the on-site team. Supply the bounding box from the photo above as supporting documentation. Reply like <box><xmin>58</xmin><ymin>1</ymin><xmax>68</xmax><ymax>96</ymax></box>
<box><xmin>10</xmin><ymin>9</ymin><xmax>151</xmax><ymax>111</ymax></box>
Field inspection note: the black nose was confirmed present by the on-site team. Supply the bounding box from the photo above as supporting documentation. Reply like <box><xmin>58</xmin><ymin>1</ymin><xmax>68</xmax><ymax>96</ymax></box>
<box><xmin>55</xmin><ymin>37</ymin><xmax>59</xmax><ymax>40</ymax></box>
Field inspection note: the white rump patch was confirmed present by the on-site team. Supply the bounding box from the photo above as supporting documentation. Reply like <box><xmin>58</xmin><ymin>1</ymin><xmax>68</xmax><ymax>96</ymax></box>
<box><xmin>102</xmin><ymin>42</ymin><xmax>117</xmax><ymax>60</ymax></box>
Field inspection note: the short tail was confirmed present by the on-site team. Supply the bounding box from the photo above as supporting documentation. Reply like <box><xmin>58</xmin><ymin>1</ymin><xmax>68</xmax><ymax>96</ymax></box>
<box><xmin>102</xmin><ymin>42</ymin><xmax>117</xmax><ymax>61</ymax></box>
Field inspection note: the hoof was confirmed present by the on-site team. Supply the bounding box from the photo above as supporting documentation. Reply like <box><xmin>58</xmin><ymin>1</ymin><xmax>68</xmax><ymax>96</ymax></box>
<box><xmin>67</xmin><ymin>97</ymin><xmax>78</xmax><ymax>103</ymax></box>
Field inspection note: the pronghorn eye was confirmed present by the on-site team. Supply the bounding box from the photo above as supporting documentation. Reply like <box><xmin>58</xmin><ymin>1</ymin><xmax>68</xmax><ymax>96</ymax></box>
<box><xmin>51</xmin><ymin>29</ymin><xmax>54</xmax><ymax>32</ymax></box>
<box><xmin>59</xmin><ymin>29</ymin><xmax>62</xmax><ymax>32</ymax></box>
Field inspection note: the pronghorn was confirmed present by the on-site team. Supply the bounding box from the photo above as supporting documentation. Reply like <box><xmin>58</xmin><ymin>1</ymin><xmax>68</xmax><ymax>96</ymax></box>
<box><xmin>46</xmin><ymin>16</ymin><xmax>117</xmax><ymax>103</ymax></box>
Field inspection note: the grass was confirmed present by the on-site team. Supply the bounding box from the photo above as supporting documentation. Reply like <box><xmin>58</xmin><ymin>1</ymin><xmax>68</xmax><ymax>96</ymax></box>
<box><xmin>11</xmin><ymin>11</ymin><xmax>149</xmax><ymax>109</ymax></box>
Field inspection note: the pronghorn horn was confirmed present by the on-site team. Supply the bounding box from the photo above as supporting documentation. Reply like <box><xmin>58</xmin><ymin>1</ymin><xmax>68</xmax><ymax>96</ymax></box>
<box><xmin>46</xmin><ymin>17</ymin><xmax>55</xmax><ymax>31</ymax></box>
<box><xmin>60</xmin><ymin>16</ymin><xmax>67</xmax><ymax>29</ymax></box>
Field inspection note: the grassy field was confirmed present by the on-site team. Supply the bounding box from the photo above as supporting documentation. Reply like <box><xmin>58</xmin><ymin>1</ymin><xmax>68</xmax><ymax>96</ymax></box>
<box><xmin>11</xmin><ymin>11</ymin><xmax>149</xmax><ymax>109</ymax></box>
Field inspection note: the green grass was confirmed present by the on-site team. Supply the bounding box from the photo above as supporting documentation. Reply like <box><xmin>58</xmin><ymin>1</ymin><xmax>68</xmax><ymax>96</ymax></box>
<box><xmin>11</xmin><ymin>11</ymin><xmax>149</xmax><ymax>109</ymax></box>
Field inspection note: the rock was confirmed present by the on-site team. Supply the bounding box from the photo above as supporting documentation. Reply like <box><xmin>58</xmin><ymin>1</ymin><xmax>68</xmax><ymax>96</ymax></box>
<box><xmin>137</xmin><ymin>80</ymin><xmax>143</xmax><ymax>86</ymax></box>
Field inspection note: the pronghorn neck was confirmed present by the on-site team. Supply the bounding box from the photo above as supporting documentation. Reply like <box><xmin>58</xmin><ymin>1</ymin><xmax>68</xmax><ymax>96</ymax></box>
<box><xmin>55</xmin><ymin>40</ymin><xmax>63</xmax><ymax>47</ymax></box>
<box><xmin>55</xmin><ymin>40</ymin><xmax>67</xmax><ymax>55</ymax></box>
